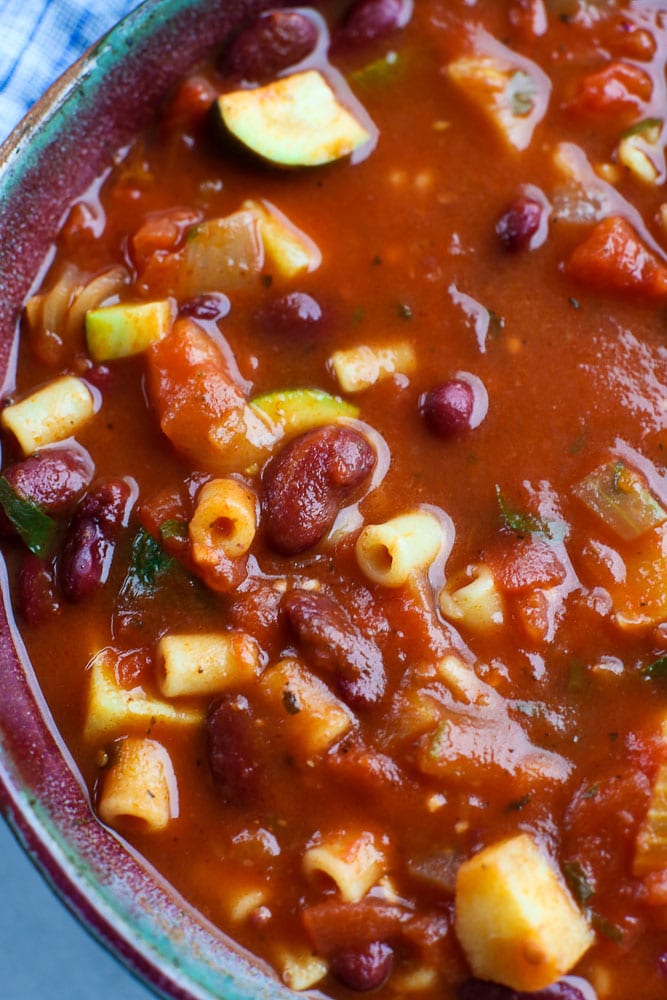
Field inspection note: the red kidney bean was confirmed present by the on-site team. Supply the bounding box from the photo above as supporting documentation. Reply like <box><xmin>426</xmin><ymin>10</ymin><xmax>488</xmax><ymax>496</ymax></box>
<box><xmin>179</xmin><ymin>292</ymin><xmax>231</xmax><ymax>321</ymax></box>
<box><xmin>17</xmin><ymin>554</ymin><xmax>59</xmax><ymax>625</ymax></box>
<box><xmin>262</xmin><ymin>425</ymin><xmax>376</xmax><ymax>554</ymax></box>
<box><xmin>59</xmin><ymin>479</ymin><xmax>132</xmax><ymax>602</ymax></box>
<box><xmin>223</xmin><ymin>11</ymin><xmax>319</xmax><ymax>80</ymax></box>
<box><xmin>495</xmin><ymin>195</ymin><xmax>543</xmax><ymax>251</ymax></box>
<box><xmin>421</xmin><ymin>379</ymin><xmax>475</xmax><ymax>438</ymax></box>
<box><xmin>254</xmin><ymin>291</ymin><xmax>327</xmax><ymax>340</ymax></box>
<box><xmin>0</xmin><ymin>447</ymin><xmax>93</xmax><ymax>535</ymax></box>
<box><xmin>334</xmin><ymin>0</ymin><xmax>413</xmax><ymax>48</ymax></box>
<box><xmin>330</xmin><ymin>941</ymin><xmax>394</xmax><ymax>992</ymax></box>
<box><xmin>207</xmin><ymin>694</ymin><xmax>261</xmax><ymax>805</ymax></box>
<box><xmin>458</xmin><ymin>978</ymin><xmax>595</xmax><ymax>1000</ymax></box>
<box><xmin>282</xmin><ymin>589</ymin><xmax>385</xmax><ymax>707</ymax></box>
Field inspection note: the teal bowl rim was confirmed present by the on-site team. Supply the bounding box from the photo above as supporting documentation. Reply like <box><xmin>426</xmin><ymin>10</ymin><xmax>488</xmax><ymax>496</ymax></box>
<box><xmin>0</xmin><ymin>2</ymin><xmax>300</xmax><ymax>998</ymax></box>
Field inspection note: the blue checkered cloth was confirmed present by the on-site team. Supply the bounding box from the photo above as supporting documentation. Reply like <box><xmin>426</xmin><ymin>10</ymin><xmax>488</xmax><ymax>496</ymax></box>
<box><xmin>0</xmin><ymin>0</ymin><xmax>143</xmax><ymax>141</ymax></box>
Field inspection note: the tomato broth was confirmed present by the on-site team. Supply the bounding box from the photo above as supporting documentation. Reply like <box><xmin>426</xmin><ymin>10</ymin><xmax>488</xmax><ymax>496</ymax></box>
<box><xmin>3</xmin><ymin>1</ymin><xmax>667</xmax><ymax>998</ymax></box>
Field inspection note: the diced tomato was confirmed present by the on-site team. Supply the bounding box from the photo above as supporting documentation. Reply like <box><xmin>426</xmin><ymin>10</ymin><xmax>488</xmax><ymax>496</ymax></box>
<box><xmin>487</xmin><ymin>537</ymin><xmax>567</xmax><ymax>593</ymax></box>
<box><xmin>131</xmin><ymin>210</ymin><xmax>200</xmax><ymax>269</ymax></box>
<box><xmin>302</xmin><ymin>898</ymin><xmax>411</xmax><ymax>955</ymax></box>
<box><xmin>139</xmin><ymin>484</ymin><xmax>192</xmax><ymax>558</ymax></box>
<box><xmin>146</xmin><ymin>318</ymin><xmax>259</xmax><ymax>473</ymax></box>
<box><xmin>566</xmin><ymin>216</ymin><xmax>667</xmax><ymax>300</ymax></box>
<box><xmin>568</xmin><ymin>61</ymin><xmax>652</xmax><ymax>116</ymax></box>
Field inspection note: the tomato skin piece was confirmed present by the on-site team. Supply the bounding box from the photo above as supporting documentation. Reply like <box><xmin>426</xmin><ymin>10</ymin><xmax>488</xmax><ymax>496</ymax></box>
<box><xmin>566</xmin><ymin>217</ymin><xmax>667</xmax><ymax>299</ymax></box>
<box><xmin>487</xmin><ymin>537</ymin><xmax>566</xmax><ymax>594</ymax></box>
<box><xmin>568</xmin><ymin>61</ymin><xmax>652</xmax><ymax>116</ymax></box>
<box><xmin>146</xmin><ymin>318</ymin><xmax>271</xmax><ymax>473</ymax></box>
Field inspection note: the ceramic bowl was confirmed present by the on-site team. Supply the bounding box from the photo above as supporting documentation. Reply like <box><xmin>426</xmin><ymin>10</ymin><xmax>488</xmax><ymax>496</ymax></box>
<box><xmin>0</xmin><ymin>2</ymin><xmax>295</xmax><ymax>997</ymax></box>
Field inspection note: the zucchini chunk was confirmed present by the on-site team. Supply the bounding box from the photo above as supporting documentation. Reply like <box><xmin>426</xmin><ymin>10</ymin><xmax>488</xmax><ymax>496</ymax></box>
<box><xmin>217</xmin><ymin>70</ymin><xmax>372</xmax><ymax>167</ymax></box>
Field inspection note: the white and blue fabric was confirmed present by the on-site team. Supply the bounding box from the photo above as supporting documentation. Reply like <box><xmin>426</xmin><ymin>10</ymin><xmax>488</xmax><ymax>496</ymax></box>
<box><xmin>0</xmin><ymin>0</ymin><xmax>143</xmax><ymax>141</ymax></box>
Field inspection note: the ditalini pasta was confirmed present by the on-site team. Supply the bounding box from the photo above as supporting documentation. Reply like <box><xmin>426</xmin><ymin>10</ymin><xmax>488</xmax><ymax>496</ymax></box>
<box><xmin>98</xmin><ymin>736</ymin><xmax>179</xmax><ymax>833</ymax></box>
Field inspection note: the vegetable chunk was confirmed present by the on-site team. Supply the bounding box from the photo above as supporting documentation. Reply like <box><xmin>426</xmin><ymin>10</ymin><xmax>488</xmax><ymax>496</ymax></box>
<box><xmin>455</xmin><ymin>833</ymin><xmax>593</xmax><ymax>991</ymax></box>
<box><xmin>217</xmin><ymin>70</ymin><xmax>372</xmax><ymax>166</ymax></box>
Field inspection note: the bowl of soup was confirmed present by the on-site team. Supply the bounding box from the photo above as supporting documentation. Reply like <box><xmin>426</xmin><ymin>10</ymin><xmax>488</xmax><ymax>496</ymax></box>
<box><xmin>2</xmin><ymin>1</ymin><xmax>667</xmax><ymax>998</ymax></box>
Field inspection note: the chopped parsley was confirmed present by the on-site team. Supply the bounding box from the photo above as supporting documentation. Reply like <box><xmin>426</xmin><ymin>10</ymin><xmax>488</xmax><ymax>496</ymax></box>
<box><xmin>0</xmin><ymin>477</ymin><xmax>55</xmax><ymax>557</ymax></box>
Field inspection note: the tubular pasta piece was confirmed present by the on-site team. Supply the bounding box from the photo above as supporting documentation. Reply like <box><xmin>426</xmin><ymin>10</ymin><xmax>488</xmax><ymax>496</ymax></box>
<box><xmin>275</xmin><ymin>948</ymin><xmax>329</xmax><ymax>992</ymax></box>
<box><xmin>85</xmin><ymin>648</ymin><xmax>203</xmax><ymax>741</ymax></box>
<box><xmin>329</xmin><ymin>341</ymin><xmax>416</xmax><ymax>394</ymax></box>
<box><xmin>225</xmin><ymin>886</ymin><xmax>270</xmax><ymax>924</ymax></box>
<box><xmin>356</xmin><ymin>510</ymin><xmax>444</xmax><ymax>587</ymax></box>
<box><xmin>156</xmin><ymin>631</ymin><xmax>259</xmax><ymax>698</ymax></box>
<box><xmin>438</xmin><ymin>563</ymin><xmax>504</xmax><ymax>630</ymax></box>
<box><xmin>303</xmin><ymin>829</ymin><xmax>387</xmax><ymax>903</ymax></box>
<box><xmin>98</xmin><ymin>736</ymin><xmax>178</xmax><ymax>833</ymax></box>
<box><xmin>258</xmin><ymin>657</ymin><xmax>355</xmax><ymax>758</ymax></box>
<box><xmin>1</xmin><ymin>376</ymin><xmax>94</xmax><ymax>455</ymax></box>
<box><xmin>189</xmin><ymin>477</ymin><xmax>257</xmax><ymax>562</ymax></box>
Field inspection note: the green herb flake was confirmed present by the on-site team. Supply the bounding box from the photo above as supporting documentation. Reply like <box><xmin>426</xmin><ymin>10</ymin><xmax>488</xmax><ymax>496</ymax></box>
<box><xmin>507</xmin><ymin>70</ymin><xmax>536</xmax><ymax>117</ymax></box>
<box><xmin>620</xmin><ymin>116</ymin><xmax>662</xmax><ymax>140</ymax></box>
<box><xmin>351</xmin><ymin>306</ymin><xmax>365</xmax><ymax>326</ymax></box>
<box><xmin>125</xmin><ymin>528</ymin><xmax>174</xmax><ymax>592</ymax></box>
<box><xmin>582</xmin><ymin>783</ymin><xmax>599</xmax><ymax>800</ymax></box>
<box><xmin>568</xmin><ymin>296</ymin><xmax>580</xmax><ymax>310</ymax></box>
<box><xmin>350</xmin><ymin>51</ymin><xmax>402</xmax><ymax>88</ymax></box>
<box><xmin>496</xmin><ymin>486</ymin><xmax>549</xmax><ymax>537</ymax></box>
<box><xmin>159</xmin><ymin>519</ymin><xmax>189</xmax><ymax>544</ymax></box>
<box><xmin>506</xmin><ymin>793</ymin><xmax>531</xmax><ymax>812</ymax></box>
<box><xmin>0</xmin><ymin>476</ymin><xmax>55</xmax><ymax>557</ymax></box>
<box><xmin>643</xmin><ymin>656</ymin><xmax>667</xmax><ymax>682</ymax></box>
<box><xmin>589</xmin><ymin>909</ymin><xmax>623</xmax><ymax>943</ymax></box>
<box><xmin>282</xmin><ymin>688</ymin><xmax>301</xmax><ymax>716</ymax></box>
<box><xmin>564</xmin><ymin>861</ymin><xmax>595</xmax><ymax>905</ymax></box>
<box><xmin>397</xmin><ymin>302</ymin><xmax>413</xmax><ymax>320</ymax></box>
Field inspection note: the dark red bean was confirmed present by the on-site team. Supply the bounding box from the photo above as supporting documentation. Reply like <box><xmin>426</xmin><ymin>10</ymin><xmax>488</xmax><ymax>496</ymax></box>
<box><xmin>0</xmin><ymin>448</ymin><xmax>93</xmax><ymax>534</ymax></box>
<box><xmin>335</xmin><ymin>0</ymin><xmax>413</xmax><ymax>48</ymax></box>
<box><xmin>262</xmin><ymin>425</ymin><xmax>376</xmax><ymax>554</ymax></box>
<box><xmin>207</xmin><ymin>694</ymin><xmax>261</xmax><ymax>805</ymax></box>
<box><xmin>495</xmin><ymin>196</ymin><xmax>543</xmax><ymax>251</ymax></box>
<box><xmin>17</xmin><ymin>554</ymin><xmax>59</xmax><ymax>625</ymax></box>
<box><xmin>179</xmin><ymin>292</ymin><xmax>231</xmax><ymax>321</ymax></box>
<box><xmin>223</xmin><ymin>11</ymin><xmax>319</xmax><ymax>80</ymax></box>
<box><xmin>254</xmin><ymin>291</ymin><xmax>326</xmax><ymax>340</ymax></box>
<box><xmin>458</xmin><ymin>977</ymin><xmax>595</xmax><ymax>1000</ymax></box>
<box><xmin>282</xmin><ymin>589</ymin><xmax>385</xmax><ymax>707</ymax></box>
<box><xmin>59</xmin><ymin>479</ymin><xmax>132</xmax><ymax>602</ymax></box>
<box><xmin>330</xmin><ymin>941</ymin><xmax>394</xmax><ymax>992</ymax></box>
<box><xmin>421</xmin><ymin>379</ymin><xmax>475</xmax><ymax>438</ymax></box>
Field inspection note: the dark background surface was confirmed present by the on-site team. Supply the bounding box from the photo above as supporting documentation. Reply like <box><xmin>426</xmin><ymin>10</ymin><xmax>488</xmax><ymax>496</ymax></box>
<box><xmin>0</xmin><ymin>815</ymin><xmax>156</xmax><ymax>999</ymax></box>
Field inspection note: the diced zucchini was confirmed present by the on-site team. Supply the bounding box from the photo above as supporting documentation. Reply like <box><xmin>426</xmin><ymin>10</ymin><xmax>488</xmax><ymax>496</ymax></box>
<box><xmin>249</xmin><ymin>388</ymin><xmax>358</xmax><ymax>438</ymax></box>
<box><xmin>242</xmin><ymin>200</ymin><xmax>321</xmax><ymax>278</ymax></box>
<box><xmin>1</xmin><ymin>375</ymin><xmax>95</xmax><ymax>455</ymax></box>
<box><xmin>618</xmin><ymin>118</ymin><xmax>663</xmax><ymax>185</ymax></box>
<box><xmin>86</xmin><ymin>299</ymin><xmax>174</xmax><ymax>362</ymax></box>
<box><xmin>217</xmin><ymin>70</ymin><xmax>372</xmax><ymax>167</ymax></box>
<box><xmin>455</xmin><ymin>833</ymin><xmax>594</xmax><ymax>991</ymax></box>
<box><xmin>575</xmin><ymin>460</ymin><xmax>667</xmax><ymax>541</ymax></box>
